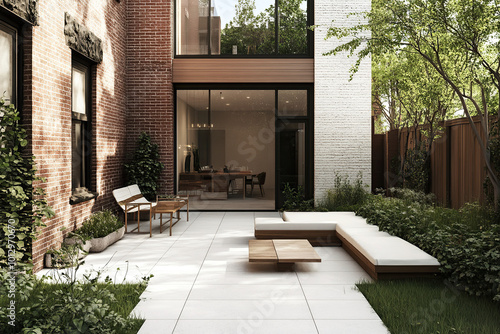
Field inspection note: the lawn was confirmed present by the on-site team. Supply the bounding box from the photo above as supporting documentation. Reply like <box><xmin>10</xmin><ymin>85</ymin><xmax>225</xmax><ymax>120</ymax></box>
<box><xmin>357</xmin><ymin>279</ymin><xmax>500</xmax><ymax>334</ymax></box>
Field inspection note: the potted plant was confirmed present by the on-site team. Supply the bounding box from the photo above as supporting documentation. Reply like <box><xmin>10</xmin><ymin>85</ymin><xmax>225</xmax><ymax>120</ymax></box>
<box><xmin>73</xmin><ymin>210</ymin><xmax>125</xmax><ymax>253</ymax></box>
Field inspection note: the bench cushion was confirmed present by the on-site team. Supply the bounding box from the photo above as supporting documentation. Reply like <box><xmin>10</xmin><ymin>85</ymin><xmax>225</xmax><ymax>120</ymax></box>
<box><xmin>254</xmin><ymin>218</ymin><xmax>336</xmax><ymax>231</ymax></box>
<box><xmin>350</xmin><ymin>235</ymin><xmax>440</xmax><ymax>266</ymax></box>
<box><xmin>282</xmin><ymin>211</ymin><xmax>355</xmax><ymax>222</ymax></box>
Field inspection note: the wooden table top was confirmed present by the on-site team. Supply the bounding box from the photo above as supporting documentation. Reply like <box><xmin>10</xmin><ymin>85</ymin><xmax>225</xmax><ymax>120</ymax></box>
<box><xmin>249</xmin><ymin>239</ymin><xmax>321</xmax><ymax>263</ymax></box>
<box><xmin>154</xmin><ymin>201</ymin><xmax>185</xmax><ymax>212</ymax></box>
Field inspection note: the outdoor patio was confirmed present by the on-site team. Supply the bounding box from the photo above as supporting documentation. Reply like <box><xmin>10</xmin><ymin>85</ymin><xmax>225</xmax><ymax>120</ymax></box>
<box><xmin>38</xmin><ymin>211</ymin><xmax>389</xmax><ymax>334</ymax></box>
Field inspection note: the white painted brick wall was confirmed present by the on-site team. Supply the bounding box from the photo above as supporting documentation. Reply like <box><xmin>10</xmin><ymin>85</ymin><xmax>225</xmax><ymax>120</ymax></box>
<box><xmin>314</xmin><ymin>0</ymin><xmax>372</xmax><ymax>201</ymax></box>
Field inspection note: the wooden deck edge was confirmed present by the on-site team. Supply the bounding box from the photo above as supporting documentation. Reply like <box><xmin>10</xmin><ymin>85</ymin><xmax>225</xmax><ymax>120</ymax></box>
<box><xmin>254</xmin><ymin>230</ymin><xmax>341</xmax><ymax>246</ymax></box>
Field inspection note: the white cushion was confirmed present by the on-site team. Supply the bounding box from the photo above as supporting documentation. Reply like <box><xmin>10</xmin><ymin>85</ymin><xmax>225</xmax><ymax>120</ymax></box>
<box><xmin>283</xmin><ymin>211</ymin><xmax>371</xmax><ymax>228</ymax></box>
<box><xmin>128</xmin><ymin>184</ymin><xmax>142</xmax><ymax>196</ymax></box>
<box><xmin>336</xmin><ymin>224</ymin><xmax>383</xmax><ymax>240</ymax></box>
<box><xmin>350</xmin><ymin>235</ymin><xmax>440</xmax><ymax>266</ymax></box>
<box><xmin>282</xmin><ymin>211</ymin><xmax>355</xmax><ymax>222</ymax></box>
<box><xmin>254</xmin><ymin>218</ymin><xmax>336</xmax><ymax>231</ymax></box>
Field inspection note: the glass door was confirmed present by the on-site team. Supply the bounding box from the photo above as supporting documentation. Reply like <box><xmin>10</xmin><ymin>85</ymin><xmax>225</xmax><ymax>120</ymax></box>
<box><xmin>276</xmin><ymin>120</ymin><xmax>312</xmax><ymax>209</ymax></box>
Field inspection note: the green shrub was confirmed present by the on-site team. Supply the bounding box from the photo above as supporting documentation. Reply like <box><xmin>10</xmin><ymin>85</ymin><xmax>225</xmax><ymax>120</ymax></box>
<box><xmin>280</xmin><ymin>183</ymin><xmax>315</xmax><ymax>212</ymax></box>
<box><xmin>0</xmin><ymin>100</ymin><xmax>54</xmax><ymax>270</ymax></box>
<box><xmin>356</xmin><ymin>195</ymin><xmax>500</xmax><ymax>302</ymax></box>
<box><xmin>387</xmin><ymin>187</ymin><xmax>436</xmax><ymax>206</ymax></box>
<box><xmin>0</xmin><ymin>267</ymin><xmax>147</xmax><ymax>333</ymax></box>
<box><xmin>73</xmin><ymin>210</ymin><xmax>123</xmax><ymax>241</ymax></box>
<box><xmin>124</xmin><ymin>132</ymin><xmax>164</xmax><ymax>201</ymax></box>
<box><xmin>318</xmin><ymin>173</ymin><xmax>370</xmax><ymax>211</ymax></box>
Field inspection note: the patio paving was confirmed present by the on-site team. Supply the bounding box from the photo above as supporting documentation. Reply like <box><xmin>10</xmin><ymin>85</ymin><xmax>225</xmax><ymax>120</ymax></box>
<box><xmin>38</xmin><ymin>211</ymin><xmax>390</xmax><ymax>334</ymax></box>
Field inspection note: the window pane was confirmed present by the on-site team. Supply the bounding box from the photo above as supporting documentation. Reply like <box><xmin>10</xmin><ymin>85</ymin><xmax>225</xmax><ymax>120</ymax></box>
<box><xmin>177</xmin><ymin>0</ymin><xmax>210</xmax><ymax>55</ymax></box>
<box><xmin>278</xmin><ymin>0</ymin><xmax>307</xmax><ymax>54</ymax></box>
<box><xmin>0</xmin><ymin>27</ymin><xmax>14</xmax><ymax>105</ymax></box>
<box><xmin>278</xmin><ymin>90</ymin><xmax>307</xmax><ymax>116</ymax></box>
<box><xmin>72</xmin><ymin>67</ymin><xmax>86</xmax><ymax>114</ymax></box>
<box><xmin>72</xmin><ymin>121</ymin><xmax>83</xmax><ymax>189</ymax></box>
<box><xmin>219</xmin><ymin>0</ymin><xmax>275</xmax><ymax>55</ymax></box>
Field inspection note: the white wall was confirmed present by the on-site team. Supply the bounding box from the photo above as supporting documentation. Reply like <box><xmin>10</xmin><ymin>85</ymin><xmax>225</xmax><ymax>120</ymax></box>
<box><xmin>314</xmin><ymin>0</ymin><xmax>372</xmax><ymax>200</ymax></box>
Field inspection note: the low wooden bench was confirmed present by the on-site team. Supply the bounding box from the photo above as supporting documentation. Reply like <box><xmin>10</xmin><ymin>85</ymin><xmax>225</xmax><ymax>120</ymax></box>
<box><xmin>249</xmin><ymin>239</ymin><xmax>321</xmax><ymax>271</ymax></box>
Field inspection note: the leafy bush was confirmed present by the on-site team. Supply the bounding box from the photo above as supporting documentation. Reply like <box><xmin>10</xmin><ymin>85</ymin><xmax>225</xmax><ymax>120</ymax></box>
<box><xmin>356</xmin><ymin>195</ymin><xmax>500</xmax><ymax>302</ymax></box>
<box><xmin>387</xmin><ymin>187</ymin><xmax>436</xmax><ymax>206</ymax></box>
<box><xmin>73</xmin><ymin>210</ymin><xmax>123</xmax><ymax>241</ymax></box>
<box><xmin>0</xmin><ymin>100</ymin><xmax>54</xmax><ymax>270</ymax></box>
<box><xmin>0</xmin><ymin>267</ymin><xmax>147</xmax><ymax>333</ymax></box>
<box><xmin>280</xmin><ymin>183</ymin><xmax>316</xmax><ymax>212</ymax></box>
<box><xmin>318</xmin><ymin>173</ymin><xmax>370</xmax><ymax>211</ymax></box>
<box><xmin>124</xmin><ymin>132</ymin><xmax>164</xmax><ymax>201</ymax></box>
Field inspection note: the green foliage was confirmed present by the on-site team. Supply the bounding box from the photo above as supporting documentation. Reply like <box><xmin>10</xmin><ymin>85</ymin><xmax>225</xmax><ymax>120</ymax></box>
<box><xmin>73</xmin><ymin>210</ymin><xmax>123</xmax><ymax>241</ymax></box>
<box><xmin>357</xmin><ymin>279</ymin><xmax>500</xmax><ymax>334</ymax></box>
<box><xmin>280</xmin><ymin>183</ymin><xmax>315</xmax><ymax>212</ymax></box>
<box><xmin>387</xmin><ymin>187</ymin><xmax>436</xmax><ymax>206</ymax></box>
<box><xmin>356</xmin><ymin>193</ymin><xmax>500</xmax><ymax>302</ymax></box>
<box><xmin>0</xmin><ymin>267</ymin><xmax>146</xmax><ymax>333</ymax></box>
<box><xmin>0</xmin><ymin>100</ymin><xmax>54</xmax><ymax>270</ymax></box>
<box><xmin>124</xmin><ymin>132</ymin><xmax>164</xmax><ymax>201</ymax></box>
<box><xmin>318</xmin><ymin>173</ymin><xmax>370</xmax><ymax>211</ymax></box>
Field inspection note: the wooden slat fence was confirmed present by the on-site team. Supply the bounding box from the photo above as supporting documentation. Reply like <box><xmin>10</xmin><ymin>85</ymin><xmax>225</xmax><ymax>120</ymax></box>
<box><xmin>373</xmin><ymin>117</ymin><xmax>487</xmax><ymax>209</ymax></box>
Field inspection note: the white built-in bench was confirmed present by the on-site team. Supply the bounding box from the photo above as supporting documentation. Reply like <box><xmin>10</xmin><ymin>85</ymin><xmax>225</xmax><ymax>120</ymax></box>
<box><xmin>254</xmin><ymin>211</ymin><xmax>440</xmax><ymax>279</ymax></box>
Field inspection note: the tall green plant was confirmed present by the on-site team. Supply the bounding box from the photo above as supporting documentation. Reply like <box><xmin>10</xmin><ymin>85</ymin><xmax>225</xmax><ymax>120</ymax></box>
<box><xmin>124</xmin><ymin>132</ymin><xmax>164</xmax><ymax>201</ymax></box>
<box><xmin>0</xmin><ymin>100</ymin><xmax>54</xmax><ymax>270</ymax></box>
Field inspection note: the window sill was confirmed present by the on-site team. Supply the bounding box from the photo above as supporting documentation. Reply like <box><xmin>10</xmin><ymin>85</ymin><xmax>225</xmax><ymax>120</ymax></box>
<box><xmin>70</xmin><ymin>187</ymin><xmax>98</xmax><ymax>205</ymax></box>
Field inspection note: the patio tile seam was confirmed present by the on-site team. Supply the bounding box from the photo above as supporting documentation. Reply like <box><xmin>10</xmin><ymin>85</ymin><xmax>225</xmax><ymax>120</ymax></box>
<box><xmin>295</xmin><ymin>271</ymin><xmax>321</xmax><ymax>334</ymax></box>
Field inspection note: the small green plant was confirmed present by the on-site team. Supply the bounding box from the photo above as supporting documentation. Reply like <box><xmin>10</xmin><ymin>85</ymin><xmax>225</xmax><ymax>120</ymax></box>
<box><xmin>124</xmin><ymin>132</ymin><xmax>164</xmax><ymax>201</ymax></box>
<box><xmin>318</xmin><ymin>173</ymin><xmax>370</xmax><ymax>211</ymax></box>
<box><xmin>280</xmin><ymin>183</ymin><xmax>315</xmax><ymax>212</ymax></box>
<box><xmin>0</xmin><ymin>99</ymin><xmax>54</xmax><ymax>270</ymax></box>
<box><xmin>73</xmin><ymin>210</ymin><xmax>123</xmax><ymax>241</ymax></box>
<box><xmin>387</xmin><ymin>187</ymin><xmax>436</xmax><ymax>206</ymax></box>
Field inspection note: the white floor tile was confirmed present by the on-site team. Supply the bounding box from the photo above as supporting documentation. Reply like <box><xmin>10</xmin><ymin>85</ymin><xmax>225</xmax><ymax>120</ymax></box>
<box><xmin>137</xmin><ymin>320</ymin><xmax>177</xmax><ymax>334</ymax></box>
<box><xmin>189</xmin><ymin>284</ymin><xmax>305</xmax><ymax>300</ymax></box>
<box><xmin>180</xmin><ymin>300</ymin><xmax>312</xmax><ymax>320</ymax></box>
<box><xmin>131</xmin><ymin>299</ymin><xmax>186</xmax><ymax>320</ymax></box>
<box><xmin>174</xmin><ymin>320</ymin><xmax>318</xmax><ymax>334</ymax></box>
<box><xmin>301</xmin><ymin>285</ymin><xmax>366</xmax><ymax>300</ymax></box>
<box><xmin>308</xmin><ymin>300</ymin><xmax>381</xmax><ymax>320</ymax></box>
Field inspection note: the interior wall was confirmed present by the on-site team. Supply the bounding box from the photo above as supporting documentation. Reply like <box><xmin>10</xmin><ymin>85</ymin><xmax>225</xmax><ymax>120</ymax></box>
<box><xmin>211</xmin><ymin>106</ymin><xmax>275</xmax><ymax>189</ymax></box>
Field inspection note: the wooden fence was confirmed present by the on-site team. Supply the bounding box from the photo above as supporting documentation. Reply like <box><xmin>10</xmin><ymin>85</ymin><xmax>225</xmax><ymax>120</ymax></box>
<box><xmin>372</xmin><ymin>117</ymin><xmax>487</xmax><ymax>209</ymax></box>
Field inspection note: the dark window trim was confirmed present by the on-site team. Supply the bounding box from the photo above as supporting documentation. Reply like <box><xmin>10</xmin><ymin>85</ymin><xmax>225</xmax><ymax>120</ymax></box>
<box><xmin>71</xmin><ymin>53</ymin><xmax>95</xmax><ymax>201</ymax></box>
<box><xmin>0</xmin><ymin>20</ymin><xmax>18</xmax><ymax>107</ymax></box>
<box><xmin>173</xmin><ymin>83</ymin><xmax>314</xmax><ymax>210</ymax></box>
<box><xmin>174</xmin><ymin>0</ymin><xmax>314</xmax><ymax>58</ymax></box>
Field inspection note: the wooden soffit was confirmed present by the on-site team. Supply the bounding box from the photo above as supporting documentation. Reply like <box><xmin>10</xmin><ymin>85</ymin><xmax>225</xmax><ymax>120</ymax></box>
<box><xmin>173</xmin><ymin>58</ymin><xmax>314</xmax><ymax>83</ymax></box>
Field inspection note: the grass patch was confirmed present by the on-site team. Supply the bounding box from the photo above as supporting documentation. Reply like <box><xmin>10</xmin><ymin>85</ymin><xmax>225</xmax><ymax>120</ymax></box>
<box><xmin>357</xmin><ymin>279</ymin><xmax>500</xmax><ymax>334</ymax></box>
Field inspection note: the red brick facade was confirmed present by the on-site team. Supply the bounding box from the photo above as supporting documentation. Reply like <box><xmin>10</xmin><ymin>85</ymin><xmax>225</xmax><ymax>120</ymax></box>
<box><xmin>0</xmin><ymin>0</ymin><xmax>175</xmax><ymax>272</ymax></box>
<box><xmin>126</xmin><ymin>0</ymin><xmax>175</xmax><ymax>195</ymax></box>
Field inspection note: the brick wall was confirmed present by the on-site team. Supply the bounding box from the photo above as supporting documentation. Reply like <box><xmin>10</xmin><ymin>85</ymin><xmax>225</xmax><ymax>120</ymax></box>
<box><xmin>125</xmin><ymin>0</ymin><xmax>175</xmax><ymax>195</ymax></box>
<box><xmin>20</xmin><ymin>0</ymin><xmax>128</xmax><ymax>272</ymax></box>
<box><xmin>314</xmin><ymin>0</ymin><xmax>372</xmax><ymax>200</ymax></box>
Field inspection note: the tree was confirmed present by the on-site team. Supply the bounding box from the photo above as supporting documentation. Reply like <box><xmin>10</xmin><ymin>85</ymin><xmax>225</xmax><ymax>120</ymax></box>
<box><xmin>326</xmin><ymin>0</ymin><xmax>500</xmax><ymax>206</ymax></box>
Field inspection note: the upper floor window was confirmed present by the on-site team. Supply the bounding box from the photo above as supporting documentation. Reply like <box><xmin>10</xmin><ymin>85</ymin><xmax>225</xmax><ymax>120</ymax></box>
<box><xmin>176</xmin><ymin>0</ymin><xmax>310</xmax><ymax>56</ymax></box>
<box><xmin>0</xmin><ymin>21</ymin><xmax>17</xmax><ymax>106</ymax></box>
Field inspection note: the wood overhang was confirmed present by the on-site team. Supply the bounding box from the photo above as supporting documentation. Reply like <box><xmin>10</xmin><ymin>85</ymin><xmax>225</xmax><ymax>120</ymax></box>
<box><xmin>173</xmin><ymin>58</ymin><xmax>314</xmax><ymax>83</ymax></box>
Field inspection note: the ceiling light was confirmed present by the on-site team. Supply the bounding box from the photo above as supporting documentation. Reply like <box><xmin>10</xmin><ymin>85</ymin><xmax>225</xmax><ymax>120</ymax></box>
<box><xmin>226</xmin><ymin>103</ymin><xmax>230</xmax><ymax>106</ymax></box>
<box><xmin>246</xmin><ymin>96</ymin><xmax>250</xmax><ymax>99</ymax></box>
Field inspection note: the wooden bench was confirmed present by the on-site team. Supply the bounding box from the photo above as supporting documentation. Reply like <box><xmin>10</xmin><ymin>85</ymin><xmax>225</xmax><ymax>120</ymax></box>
<box><xmin>249</xmin><ymin>239</ymin><xmax>321</xmax><ymax>271</ymax></box>
<box><xmin>113</xmin><ymin>184</ymin><xmax>156</xmax><ymax>237</ymax></box>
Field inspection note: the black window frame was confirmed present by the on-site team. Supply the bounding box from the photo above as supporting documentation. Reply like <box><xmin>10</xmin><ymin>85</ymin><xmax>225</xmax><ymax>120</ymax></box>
<box><xmin>173</xmin><ymin>83</ymin><xmax>314</xmax><ymax>210</ymax></box>
<box><xmin>0</xmin><ymin>20</ymin><xmax>18</xmax><ymax>106</ymax></box>
<box><xmin>71</xmin><ymin>55</ymin><xmax>93</xmax><ymax>195</ymax></box>
<box><xmin>174</xmin><ymin>0</ymin><xmax>314</xmax><ymax>58</ymax></box>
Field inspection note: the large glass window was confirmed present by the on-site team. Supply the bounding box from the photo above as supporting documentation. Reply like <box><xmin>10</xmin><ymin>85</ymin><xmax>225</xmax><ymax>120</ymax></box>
<box><xmin>71</xmin><ymin>59</ymin><xmax>92</xmax><ymax>192</ymax></box>
<box><xmin>0</xmin><ymin>21</ymin><xmax>17</xmax><ymax>106</ymax></box>
<box><xmin>176</xmin><ymin>0</ymin><xmax>310</xmax><ymax>56</ymax></box>
<box><xmin>176</xmin><ymin>87</ymin><xmax>311</xmax><ymax>210</ymax></box>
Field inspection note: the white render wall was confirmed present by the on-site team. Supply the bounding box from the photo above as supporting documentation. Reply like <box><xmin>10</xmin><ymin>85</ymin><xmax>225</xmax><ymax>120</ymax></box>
<box><xmin>314</xmin><ymin>0</ymin><xmax>372</xmax><ymax>201</ymax></box>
